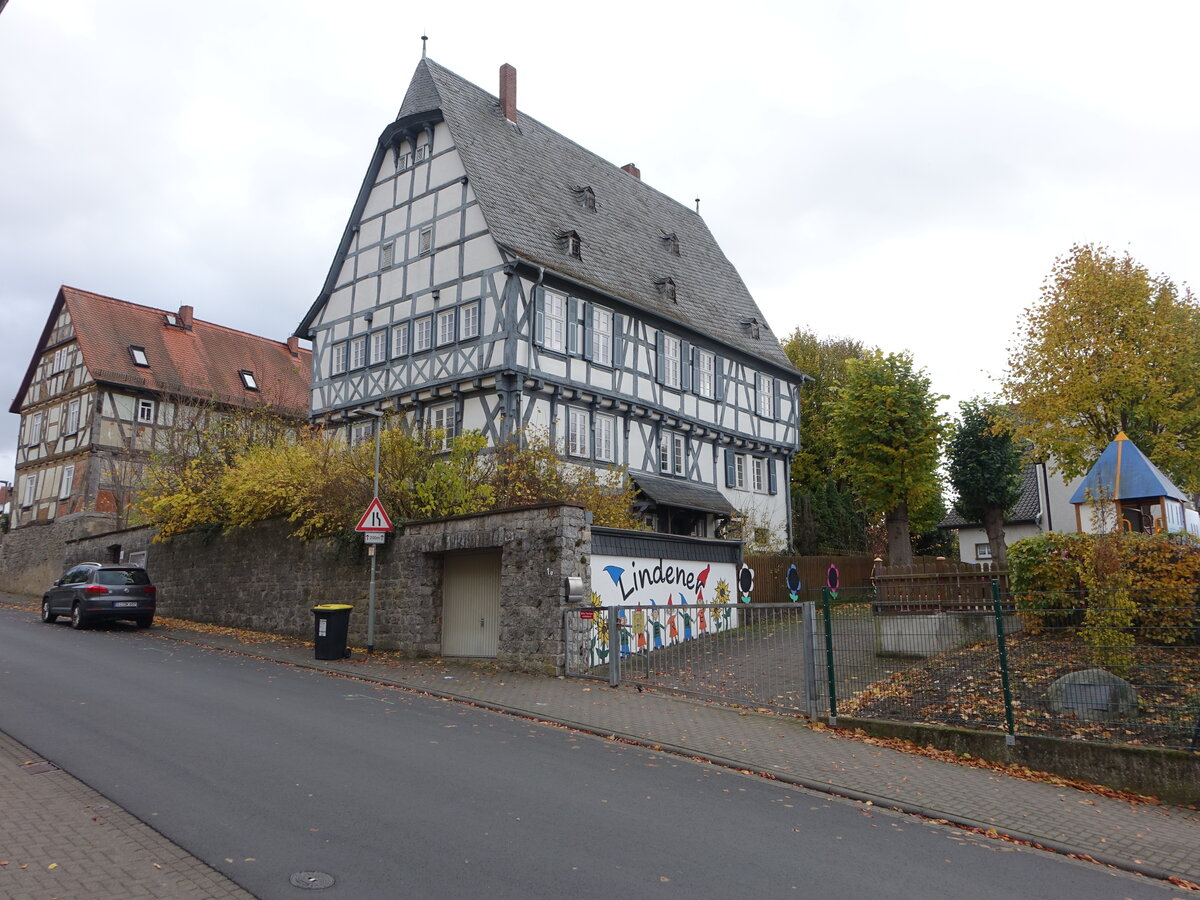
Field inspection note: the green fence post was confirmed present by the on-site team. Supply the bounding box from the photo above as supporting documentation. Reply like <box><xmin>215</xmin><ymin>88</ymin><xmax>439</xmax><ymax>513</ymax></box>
<box><xmin>822</xmin><ymin>586</ymin><xmax>838</xmax><ymax>725</ymax></box>
<box><xmin>992</xmin><ymin>578</ymin><xmax>1016</xmax><ymax>746</ymax></box>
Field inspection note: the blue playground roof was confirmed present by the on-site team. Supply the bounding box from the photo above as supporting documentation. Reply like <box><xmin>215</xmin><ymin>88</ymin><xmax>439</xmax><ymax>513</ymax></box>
<box><xmin>1069</xmin><ymin>432</ymin><xmax>1186</xmax><ymax>505</ymax></box>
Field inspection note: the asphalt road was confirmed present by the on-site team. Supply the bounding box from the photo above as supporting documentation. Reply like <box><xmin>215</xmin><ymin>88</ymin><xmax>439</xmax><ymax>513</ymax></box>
<box><xmin>0</xmin><ymin>606</ymin><xmax>1178</xmax><ymax>899</ymax></box>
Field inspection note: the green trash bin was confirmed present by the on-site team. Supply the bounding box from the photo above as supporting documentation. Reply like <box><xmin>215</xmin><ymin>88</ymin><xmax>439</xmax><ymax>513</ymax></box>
<box><xmin>313</xmin><ymin>604</ymin><xmax>353</xmax><ymax>660</ymax></box>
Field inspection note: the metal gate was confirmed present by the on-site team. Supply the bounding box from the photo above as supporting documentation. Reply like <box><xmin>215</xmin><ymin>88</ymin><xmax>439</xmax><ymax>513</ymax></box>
<box><xmin>442</xmin><ymin>551</ymin><xmax>501</xmax><ymax>657</ymax></box>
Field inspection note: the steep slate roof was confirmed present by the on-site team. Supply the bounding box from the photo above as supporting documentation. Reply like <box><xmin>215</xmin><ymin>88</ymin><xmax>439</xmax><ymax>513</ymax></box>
<box><xmin>1068</xmin><ymin>432</ymin><xmax>1186</xmax><ymax>505</ymax></box>
<box><xmin>302</xmin><ymin>59</ymin><xmax>795</xmax><ymax>374</ymax></box>
<box><xmin>10</xmin><ymin>286</ymin><xmax>311</xmax><ymax>416</ymax></box>
<box><xmin>939</xmin><ymin>463</ymin><xmax>1042</xmax><ymax>529</ymax></box>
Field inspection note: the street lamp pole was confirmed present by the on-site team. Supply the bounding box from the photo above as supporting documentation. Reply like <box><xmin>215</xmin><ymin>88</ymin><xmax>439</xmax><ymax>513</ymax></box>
<box><xmin>352</xmin><ymin>408</ymin><xmax>385</xmax><ymax>655</ymax></box>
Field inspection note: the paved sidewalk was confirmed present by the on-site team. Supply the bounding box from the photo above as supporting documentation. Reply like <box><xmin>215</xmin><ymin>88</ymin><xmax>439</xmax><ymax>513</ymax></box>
<box><xmin>0</xmin><ymin>730</ymin><xmax>253</xmax><ymax>900</ymax></box>
<box><xmin>4</xmin><ymin>595</ymin><xmax>1200</xmax><ymax>896</ymax></box>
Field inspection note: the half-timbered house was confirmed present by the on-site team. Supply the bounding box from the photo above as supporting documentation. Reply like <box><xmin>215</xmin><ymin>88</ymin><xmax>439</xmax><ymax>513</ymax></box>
<box><xmin>296</xmin><ymin>59</ymin><xmax>802</xmax><ymax>542</ymax></box>
<box><xmin>9</xmin><ymin>286</ymin><xmax>311</xmax><ymax>529</ymax></box>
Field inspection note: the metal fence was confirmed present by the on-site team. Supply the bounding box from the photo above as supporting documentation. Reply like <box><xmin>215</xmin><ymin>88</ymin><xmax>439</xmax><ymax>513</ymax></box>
<box><xmin>564</xmin><ymin>583</ymin><xmax>1200</xmax><ymax>752</ymax></box>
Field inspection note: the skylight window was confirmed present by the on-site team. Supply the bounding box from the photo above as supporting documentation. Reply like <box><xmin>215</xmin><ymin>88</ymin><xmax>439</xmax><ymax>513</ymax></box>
<box><xmin>129</xmin><ymin>346</ymin><xmax>149</xmax><ymax>367</ymax></box>
<box><xmin>239</xmin><ymin>370</ymin><xmax>259</xmax><ymax>391</ymax></box>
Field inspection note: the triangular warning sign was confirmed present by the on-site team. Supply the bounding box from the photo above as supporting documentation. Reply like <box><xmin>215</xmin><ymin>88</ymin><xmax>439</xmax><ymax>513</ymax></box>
<box><xmin>355</xmin><ymin>497</ymin><xmax>394</xmax><ymax>532</ymax></box>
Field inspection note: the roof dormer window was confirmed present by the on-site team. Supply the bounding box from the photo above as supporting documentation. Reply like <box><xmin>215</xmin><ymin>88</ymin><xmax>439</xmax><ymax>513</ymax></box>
<box><xmin>572</xmin><ymin>186</ymin><xmax>597</xmax><ymax>212</ymax></box>
<box><xmin>655</xmin><ymin>278</ymin><xmax>677</xmax><ymax>302</ymax></box>
<box><xmin>129</xmin><ymin>346</ymin><xmax>149</xmax><ymax>367</ymax></box>
<box><xmin>557</xmin><ymin>229</ymin><xmax>582</xmax><ymax>260</ymax></box>
<box><xmin>660</xmin><ymin>231</ymin><xmax>680</xmax><ymax>255</ymax></box>
<box><xmin>164</xmin><ymin>312</ymin><xmax>179</xmax><ymax>327</ymax></box>
<box><xmin>239</xmin><ymin>370</ymin><xmax>259</xmax><ymax>391</ymax></box>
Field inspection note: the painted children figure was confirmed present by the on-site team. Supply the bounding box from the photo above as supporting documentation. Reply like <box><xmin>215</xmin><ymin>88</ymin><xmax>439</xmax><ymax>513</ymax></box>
<box><xmin>649</xmin><ymin>602</ymin><xmax>664</xmax><ymax>650</ymax></box>
<box><xmin>633</xmin><ymin>607</ymin><xmax>647</xmax><ymax>654</ymax></box>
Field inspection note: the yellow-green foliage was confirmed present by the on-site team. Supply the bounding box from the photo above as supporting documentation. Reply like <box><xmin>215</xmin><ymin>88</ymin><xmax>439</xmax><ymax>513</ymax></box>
<box><xmin>1009</xmin><ymin>531</ymin><xmax>1200</xmax><ymax>649</ymax></box>
<box><xmin>139</xmin><ymin>420</ymin><xmax>643</xmax><ymax>540</ymax></box>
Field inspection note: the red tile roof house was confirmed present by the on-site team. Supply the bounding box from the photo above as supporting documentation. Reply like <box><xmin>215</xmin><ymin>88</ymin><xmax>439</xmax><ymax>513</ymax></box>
<box><xmin>8</xmin><ymin>286</ymin><xmax>311</xmax><ymax>532</ymax></box>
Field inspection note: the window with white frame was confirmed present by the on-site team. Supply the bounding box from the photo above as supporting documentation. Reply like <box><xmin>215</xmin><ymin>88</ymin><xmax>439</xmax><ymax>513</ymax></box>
<box><xmin>662</xmin><ymin>335</ymin><xmax>681</xmax><ymax>389</ymax></box>
<box><xmin>697</xmin><ymin>350</ymin><xmax>715</xmax><ymax>398</ymax></box>
<box><xmin>757</xmin><ymin>372</ymin><xmax>774</xmax><ymax>418</ymax></box>
<box><xmin>567</xmin><ymin>408</ymin><xmax>589</xmax><ymax>457</ymax></box>
<box><xmin>461</xmin><ymin>302</ymin><xmax>480</xmax><ymax>339</ymax></box>
<box><xmin>129</xmin><ymin>346</ymin><xmax>149</xmax><ymax>367</ymax></box>
<box><xmin>59</xmin><ymin>464</ymin><xmax>74</xmax><ymax>500</ymax></box>
<box><xmin>735</xmin><ymin>454</ymin><xmax>747</xmax><ymax>489</ymax></box>
<box><xmin>52</xmin><ymin>348</ymin><xmax>68</xmax><ymax>373</ymax></box>
<box><xmin>22</xmin><ymin>475</ymin><xmax>36</xmax><ymax>507</ymax></box>
<box><xmin>541</xmin><ymin>290</ymin><xmax>566</xmax><ymax>352</ymax></box>
<box><xmin>392</xmin><ymin>322</ymin><xmax>410</xmax><ymax>357</ymax></box>
<box><xmin>414</xmin><ymin>317</ymin><xmax>433</xmax><ymax>352</ymax></box>
<box><xmin>595</xmin><ymin>414</ymin><xmax>615</xmax><ymax>462</ymax></box>
<box><xmin>660</xmin><ymin>430</ymin><xmax>685</xmax><ymax>475</ymax></box>
<box><xmin>592</xmin><ymin>306</ymin><xmax>612</xmax><ymax>366</ymax></box>
<box><xmin>350</xmin><ymin>336</ymin><xmax>367</xmax><ymax>369</ymax></box>
<box><xmin>239</xmin><ymin>370</ymin><xmax>258</xmax><ymax>391</ymax></box>
<box><xmin>332</xmin><ymin>342</ymin><xmax>348</xmax><ymax>375</ymax></box>
<box><xmin>752</xmin><ymin>457</ymin><xmax>766</xmax><ymax>493</ymax></box>
<box><xmin>428</xmin><ymin>403</ymin><xmax>455</xmax><ymax>450</ymax></box>
<box><xmin>437</xmin><ymin>309</ymin><xmax>456</xmax><ymax>346</ymax></box>
<box><xmin>137</xmin><ymin>399</ymin><xmax>155</xmax><ymax>424</ymax></box>
<box><xmin>975</xmin><ymin>543</ymin><xmax>993</xmax><ymax>561</ymax></box>
<box><xmin>65</xmin><ymin>398</ymin><xmax>80</xmax><ymax>435</ymax></box>
<box><xmin>350</xmin><ymin>421</ymin><xmax>375</xmax><ymax>447</ymax></box>
<box><xmin>371</xmin><ymin>330</ymin><xmax>388</xmax><ymax>365</ymax></box>
<box><xmin>27</xmin><ymin>411</ymin><xmax>44</xmax><ymax>445</ymax></box>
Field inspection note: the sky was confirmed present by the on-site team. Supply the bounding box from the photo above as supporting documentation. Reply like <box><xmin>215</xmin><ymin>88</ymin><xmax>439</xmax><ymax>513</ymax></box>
<box><xmin>3</xmin><ymin>0</ymin><xmax>1198</xmax><ymax>485</ymax></box>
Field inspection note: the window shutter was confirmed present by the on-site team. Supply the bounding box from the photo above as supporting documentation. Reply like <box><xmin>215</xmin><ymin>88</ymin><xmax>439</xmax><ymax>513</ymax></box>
<box><xmin>714</xmin><ymin>357</ymin><xmax>725</xmax><ymax>402</ymax></box>
<box><xmin>767</xmin><ymin>458</ymin><xmax>778</xmax><ymax>495</ymax></box>
<box><xmin>724</xmin><ymin>449</ymin><xmax>736</xmax><ymax>488</ymax></box>
<box><xmin>567</xmin><ymin>297</ymin><xmax>579</xmax><ymax>354</ymax></box>
<box><xmin>773</xmin><ymin>378</ymin><xmax>782</xmax><ymax>420</ymax></box>
<box><xmin>583</xmin><ymin>304</ymin><xmax>594</xmax><ymax>361</ymax></box>
<box><xmin>533</xmin><ymin>288</ymin><xmax>545</xmax><ymax>345</ymax></box>
<box><xmin>680</xmin><ymin>341</ymin><xmax>692</xmax><ymax>392</ymax></box>
<box><xmin>612</xmin><ymin>314</ymin><xmax>624</xmax><ymax>369</ymax></box>
<box><xmin>656</xmin><ymin>331</ymin><xmax>665</xmax><ymax>384</ymax></box>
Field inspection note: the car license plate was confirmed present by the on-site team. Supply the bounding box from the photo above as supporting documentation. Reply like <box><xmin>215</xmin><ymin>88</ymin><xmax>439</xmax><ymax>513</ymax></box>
<box><xmin>114</xmin><ymin>601</ymin><xmax>138</xmax><ymax>608</ymax></box>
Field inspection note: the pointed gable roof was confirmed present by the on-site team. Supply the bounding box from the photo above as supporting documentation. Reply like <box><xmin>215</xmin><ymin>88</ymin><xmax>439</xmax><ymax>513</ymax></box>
<box><xmin>1068</xmin><ymin>432</ymin><xmax>1186</xmax><ymax>505</ymax></box>
<box><xmin>10</xmin><ymin>286</ymin><xmax>311</xmax><ymax>415</ymax></box>
<box><xmin>300</xmin><ymin>58</ymin><xmax>795</xmax><ymax>373</ymax></box>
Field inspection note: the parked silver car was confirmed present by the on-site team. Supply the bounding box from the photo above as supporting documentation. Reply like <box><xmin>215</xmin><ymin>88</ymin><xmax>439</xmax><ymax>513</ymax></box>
<box><xmin>41</xmin><ymin>562</ymin><xmax>156</xmax><ymax>629</ymax></box>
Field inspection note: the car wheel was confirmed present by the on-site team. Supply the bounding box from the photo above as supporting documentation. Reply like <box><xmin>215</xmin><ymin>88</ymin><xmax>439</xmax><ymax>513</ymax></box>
<box><xmin>41</xmin><ymin>600</ymin><xmax>58</xmax><ymax>624</ymax></box>
<box><xmin>135</xmin><ymin>615</ymin><xmax>153</xmax><ymax>629</ymax></box>
<box><xmin>70</xmin><ymin>604</ymin><xmax>88</xmax><ymax>630</ymax></box>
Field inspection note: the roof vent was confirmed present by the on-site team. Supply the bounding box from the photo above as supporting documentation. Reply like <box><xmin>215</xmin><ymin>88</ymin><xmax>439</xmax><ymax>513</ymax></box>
<box><xmin>572</xmin><ymin>186</ymin><xmax>597</xmax><ymax>212</ymax></box>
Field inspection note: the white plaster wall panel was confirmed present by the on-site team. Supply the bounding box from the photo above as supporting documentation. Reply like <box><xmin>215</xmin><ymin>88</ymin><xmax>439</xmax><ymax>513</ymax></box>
<box><xmin>321</xmin><ymin>288</ymin><xmax>354</xmax><ymax>326</ymax></box>
<box><xmin>359</xmin><ymin>216</ymin><xmax>383</xmax><ymax>246</ymax></box>
<box><xmin>463</xmin><ymin>203</ymin><xmax>487</xmax><ymax>236</ymax></box>
<box><xmin>433</xmin><ymin>248</ymin><xmax>459</xmax><ymax>285</ymax></box>
<box><xmin>461</xmin><ymin>395</ymin><xmax>490</xmax><ymax>432</ymax></box>
<box><xmin>429</xmin><ymin>148</ymin><xmax>466</xmax><ymax>185</ymax></box>
<box><xmin>409</xmin><ymin>257</ymin><xmax>432</xmax><ymax>290</ymax></box>
<box><xmin>383</xmin><ymin>208</ymin><xmax>408</xmax><ymax>241</ymax></box>
<box><xmin>361</xmin><ymin>181</ymin><xmax>392</xmax><ymax>220</ymax></box>
<box><xmin>393</xmin><ymin>168</ymin><xmax>414</xmax><ymax>200</ymax></box>
<box><xmin>379</xmin><ymin>267</ymin><xmax>405</xmax><ymax>302</ymax></box>
<box><xmin>409</xmin><ymin>195</ymin><xmax>436</xmax><ymax>231</ymax></box>
<box><xmin>462</xmin><ymin>235</ymin><xmax>503</xmax><ymax>274</ymax></box>
<box><xmin>524</xmin><ymin>397</ymin><xmax>553</xmax><ymax>432</ymax></box>
<box><xmin>436</xmin><ymin>185</ymin><xmax>462</xmax><ymax>219</ymax></box>
<box><xmin>588</xmin><ymin>369</ymin><xmax>614</xmax><ymax>393</ymax></box>
<box><xmin>335</xmin><ymin>258</ymin><xmax>355</xmax><ymax>290</ymax></box>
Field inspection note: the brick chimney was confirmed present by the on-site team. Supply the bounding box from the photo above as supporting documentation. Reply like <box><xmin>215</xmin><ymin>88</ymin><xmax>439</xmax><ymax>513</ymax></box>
<box><xmin>500</xmin><ymin>63</ymin><xmax>517</xmax><ymax>123</ymax></box>
<box><xmin>178</xmin><ymin>305</ymin><xmax>194</xmax><ymax>330</ymax></box>
<box><xmin>287</xmin><ymin>336</ymin><xmax>300</xmax><ymax>357</ymax></box>
<box><xmin>621</xmin><ymin>163</ymin><xmax>641</xmax><ymax>180</ymax></box>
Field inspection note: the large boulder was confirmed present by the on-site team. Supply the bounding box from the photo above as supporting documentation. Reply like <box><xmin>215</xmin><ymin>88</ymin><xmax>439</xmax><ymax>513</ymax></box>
<box><xmin>1046</xmin><ymin>668</ymin><xmax>1138</xmax><ymax>723</ymax></box>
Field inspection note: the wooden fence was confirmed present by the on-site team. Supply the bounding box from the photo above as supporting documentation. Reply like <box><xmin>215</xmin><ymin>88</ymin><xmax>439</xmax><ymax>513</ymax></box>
<box><xmin>873</xmin><ymin>560</ymin><xmax>1009</xmax><ymax>613</ymax></box>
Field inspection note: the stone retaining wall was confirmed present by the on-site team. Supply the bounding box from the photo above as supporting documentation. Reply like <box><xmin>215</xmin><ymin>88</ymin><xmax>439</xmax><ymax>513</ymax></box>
<box><xmin>64</xmin><ymin>504</ymin><xmax>589</xmax><ymax>673</ymax></box>
<box><xmin>0</xmin><ymin>513</ymin><xmax>120</xmax><ymax>597</ymax></box>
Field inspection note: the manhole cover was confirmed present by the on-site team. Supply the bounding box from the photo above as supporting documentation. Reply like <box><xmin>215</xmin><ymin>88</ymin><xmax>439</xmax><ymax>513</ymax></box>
<box><xmin>290</xmin><ymin>871</ymin><xmax>335</xmax><ymax>890</ymax></box>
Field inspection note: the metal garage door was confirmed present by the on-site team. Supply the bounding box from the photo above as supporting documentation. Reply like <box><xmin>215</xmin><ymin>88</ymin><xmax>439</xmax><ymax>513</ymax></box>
<box><xmin>442</xmin><ymin>551</ymin><xmax>501</xmax><ymax>657</ymax></box>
